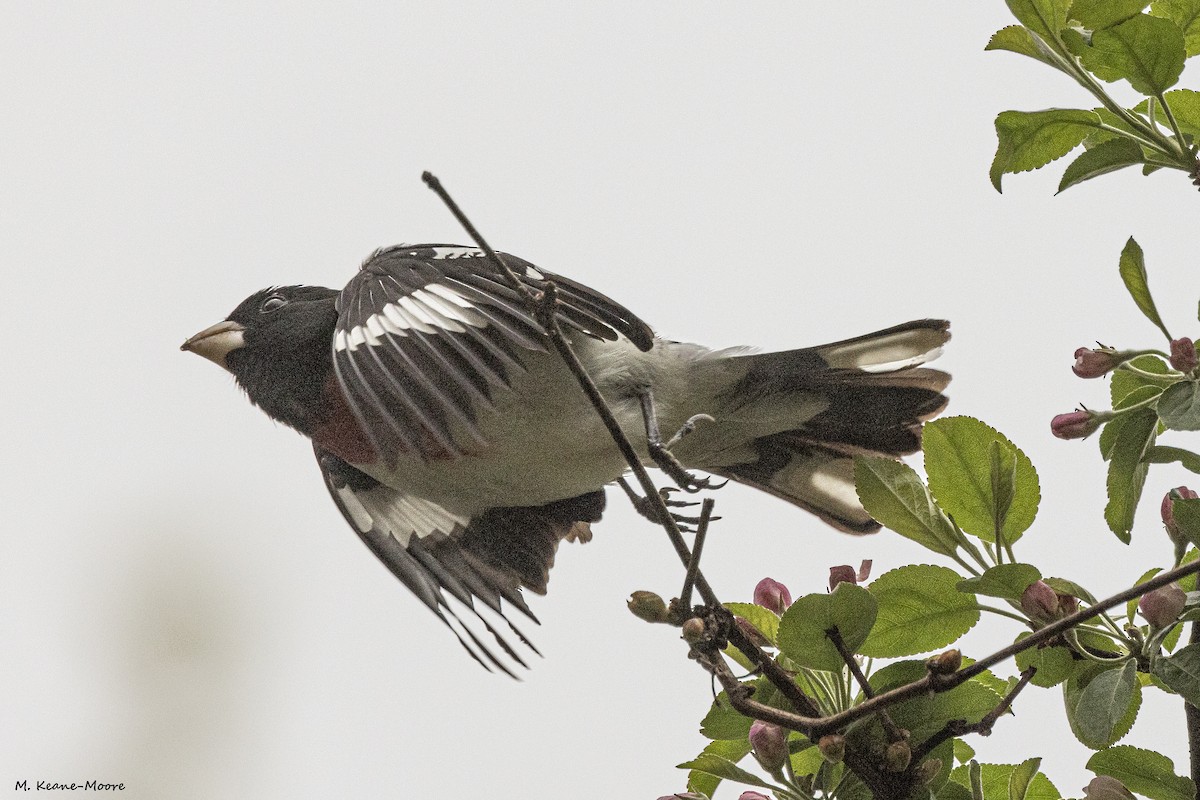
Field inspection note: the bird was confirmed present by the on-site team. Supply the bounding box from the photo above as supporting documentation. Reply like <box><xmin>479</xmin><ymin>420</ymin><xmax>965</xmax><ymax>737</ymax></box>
<box><xmin>182</xmin><ymin>243</ymin><xmax>950</xmax><ymax>674</ymax></box>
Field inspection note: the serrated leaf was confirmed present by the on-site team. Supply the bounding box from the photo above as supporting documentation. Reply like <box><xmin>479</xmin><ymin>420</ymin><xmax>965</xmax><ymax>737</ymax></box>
<box><xmin>1010</xmin><ymin>757</ymin><xmax>1043</xmax><ymax>800</ymax></box>
<box><xmin>991</xmin><ymin>109</ymin><xmax>1100</xmax><ymax>191</ymax></box>
<box><xmin>923</xmin><ymin>417</ymin><xmax>1041</xmax><ymax>544</ymax></box>
<box><xmin>1072</xmin><ymin>0</ymin><xmax>1156</xmax><ymax>28</ymax></box>
<box><xmin>1007</xmin><ymin>0</ymin><xmax>1074</xmax><ymax>43</ymax></box>
<box><xmin>1065</xmin><ymin>662</ymin><xmax>1143</xmax><ymax>748</ymax></box>
<box><xmin>987</xmin><ymin>24</ymin><xmax>1068</xmax><ymax>68</ymax></box>
<box><xmin>1111</xmin><ymin>355</ymin><xmax>1172</xmax><ymax>408</ymax></box>
<box><xmin>1158</xmin><ymin>381</ymin><xmax>1200</xmax><ymax>430</ymax></box>
<box><xmin>700</xmin><ymin>690</ymin><xmax>755</xmax><ymax>740</ymax></box>
<box><xmin>1088</xmin><ymin>745</ymin><xmax>1197</xmax><ymax>800</ymax></box>
<box><xmin>677</xmin><ymin>752</ymin><xmax>774</xmax><ymax>790</ymax></box>
<box><xmin>686</xmin><ymin>737</ymin><xmax>753</xmax><ymax>798</ymax></box>
<box><xmin>959</xmin><ymin>563</ymin><xmax>1043</xmax><ymax>601</ymax></box>
<box><xmin>1135</xmin><ymin>88</ymin><xmax>1200</xmax><ymax>137</ymax></box>
<box><xmin>855</xmin><ymin>456</ymin><xmax>961</xmax><ymax>556</ymax></box>
<box><xmin>1057</xmin><ymin>137</ymin><xmax>1146</xmax><ymax>191</ymax></box>
<box><xmin>954</xmin><ymin>740</ymin><xmax>977</xmax><ymax>765</ymax></box>
<box><xmin>860</xmin><ymin>565</ymin><xmax>981</xmax><ymax>657</ymax></box>
<box><xmin>1077</xmin><ymin>14</ymin><xmax>1187</xmax><ymax>94</ymax></box>
<box><xmin>1073</xmin><ymin>661</ymin><xmax>1139</xmax><ymax>746</ymax></box>
<box><xmin>1146</xmin><ymin>445</ymin><xmax>1200</xmax><ymax>472</ymax></box>
<box><xmin>777</xmin><ymin>583</ymin><xmax>877</xmax><ymax>672</ymax></box>
<box><xmin>1152</xmin><ymin>0</ymin><xmax>1200</xmax><ymax>56</ymax></box>
<box><xmin>1152</xmin><ymin>642</ymin><xmax>1200</xmax><ymax>704</ymax></box>
<box><xmin>871</xmin><ymin>662</ymin><xmax>1004</xmax><ymax>743</ymax></box>
<box><xmin>724</xmin><ymin>602</ymin><xmax>780</xmax><ymax>646</ymax></box>
<box><xmin>1014</xmin><ymin>633</ymin><xmax>1079</xmax><ymax>687</ymax></box>
<box><xmin>1105</xmin><ymin>408</ymin><xmax>1159</xmax><ymax>541</ymax></box>
<box><xmin>949</xmin><ymin>764</ymin><xmax>1062</xmax><ymax>800</ymax></box>
<box><xmin>1119</xmin><ymin>237</ymin><xmax>1172</xmax><ymax>339</ymax></box>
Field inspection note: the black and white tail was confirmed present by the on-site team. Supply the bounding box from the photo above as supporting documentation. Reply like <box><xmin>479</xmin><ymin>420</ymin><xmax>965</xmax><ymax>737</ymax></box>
<box><xmin>714</xmin><ymin>319</ymin><xmax>950</xmax><ymax>533</ymax></box>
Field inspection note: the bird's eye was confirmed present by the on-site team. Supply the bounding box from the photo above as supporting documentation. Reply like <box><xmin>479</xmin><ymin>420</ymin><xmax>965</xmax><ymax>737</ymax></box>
<box><xmin>260</xmin><ymin>296</ymin><xmax>287</xmax><ymax>313</ymax></box>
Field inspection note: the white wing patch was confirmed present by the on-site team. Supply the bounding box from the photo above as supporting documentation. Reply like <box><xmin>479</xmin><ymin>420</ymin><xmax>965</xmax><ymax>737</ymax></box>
<box><xmin>335</xmin><ymin>485</ymin><xmax>470</xmax><ymax>546</ymax></box>
<box><xmin>334</xmin><ymin>283</ymin><xmax>488</xmax><ymax>352</ymax></box>
<box><xmin>820</xmin><ymin>328</ymin><xmax>947</xmax><ymax>373</ymax></box>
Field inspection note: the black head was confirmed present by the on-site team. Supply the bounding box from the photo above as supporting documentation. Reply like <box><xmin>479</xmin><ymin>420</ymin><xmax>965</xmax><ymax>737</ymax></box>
<box><xmin>182</xmin><ymin>285</ymin><xmax>339</xmax><ymax>432</ymax></box>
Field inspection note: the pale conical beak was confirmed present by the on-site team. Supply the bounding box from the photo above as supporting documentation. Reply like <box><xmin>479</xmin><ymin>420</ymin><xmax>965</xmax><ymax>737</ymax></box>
<box><xmin>181</xmin><ymin>320</ymin><xmax>246</xmax><ymax>370</ymax></box>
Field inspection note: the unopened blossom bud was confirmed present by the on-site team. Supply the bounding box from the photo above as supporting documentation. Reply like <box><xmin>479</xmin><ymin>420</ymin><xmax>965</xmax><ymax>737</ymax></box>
<box><xmin>627</xmin><ymin>591</ymin><xmax>670</xmax><ymax>623</ymax></box>
<box><xmin>1170</xmin><ymin>337</ymin><xmax>1198</xmax><ymax>373</ymax></box>
<box><xmin>829</xmin><ymin>565</ymin><xmax>857</xmax><ymax>590</ymax></box>
<box><xmin>1021</xmin><ymin>580</ymin><xmax>1061</xmax><ymax>622</ymax></box>
<box><xmin>926</xmin><ymin>649</ymin><xmax>962</xmax><ymax>675</ymax></box>
<box><xmin>656</xmin><ymin>794</ymin><xmax>709</xmax><ymax>800</ymax></box>
<box><xmin>681</xmin><ymin>617</ymin><xmax>706</xmax><ymax>643</ymax></box>
<box><xmin>738</xmin><ymin>793</ymin><xmax>771</xmax><ymax>800</ymax></box>
<box><xmin>1073</xmin><ymin>347</ymin><xmax>1120</xmax><ymax>378</ymax></box>
<box><xmin>1051</xmin><ymin>410</ymin><xmax>1105</xmax><ymax>440</ymax></box>
<box><xmin>818</xmin><ymin>734</ymin><xmax>845</xmax><ymax>764</ymax></box>
<box><xmin>1162</xmin><ymin>486</ymin><xmax>1199</xmax><ymax>549</ymax></box>
<box><xmin>1139</xmin><ymin>583</ymin><xmax>1187</xmax><ymax>628</ymax></box>
<box><xmin>753</xmin><ymin>578</ymin><xmax>792</xmax><ymax>615</ymax></box>
<box><xmin>915</xmin><ymin>759</ymin><xmax>944</xmax><ymax>786</ymax></box>
<box><xmin>1084</xmin><ymin>776</ymin><xmax>1136</xmax><ymax>800</ymax></box>
<box><xmin>749</xmin><ymin>721</ymin><xmax>789</xmax><ymax>772</ymax></box>
<box><xmin>884</xmin><ymin>740</ymin><xmax>912</xmax><ymax>772</ymax></box>
<box><xmin>735</xmin><ymin>616</ymin><xmax>771</xmax><ymax>648</ymax></box>
<box><xmin>1057</xmin><ymin>592</ymin><xmax>1079</xmax><ymax>616</ymax></box>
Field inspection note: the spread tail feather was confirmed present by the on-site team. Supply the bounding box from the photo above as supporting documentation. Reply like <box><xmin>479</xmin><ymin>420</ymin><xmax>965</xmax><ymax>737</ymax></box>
<box><xmin>714</xmin><ymin>319</ymin><xmax>950</xmax><ymax>533</ymax></box>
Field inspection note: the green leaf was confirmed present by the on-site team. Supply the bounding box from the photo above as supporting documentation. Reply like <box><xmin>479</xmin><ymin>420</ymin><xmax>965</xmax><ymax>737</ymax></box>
<box><xmin>923</xmin><ymin>417</ymin><xmax>1041</xmax><ymax>544</ymax></box>
<box><xmin>987</xmin><ymin>24</ymin><xmax>1067</xmax><ymax>68</ymax></box>
<box><xmin>1057</xmin><ymin>137</ymin><xmax>1147</xmax><ymax>191</ymax></box>
<box><xmin>1043</xmin><ymin>576</ymin><xmax>1099</xmax><ymax>603</ymax></box>
<box><xmin>871</xmin><ymin>662</ymin><xmax>1003</xmax><ymax>743</ymax></box>
<box><xmin>855</xmin><ymin>456</ymin><xmax>961</xmax><ymax>556</ymax></box>
<box><xmin>1119</xmin><ymin>237</ymin><xmax>1172</xmax><ymax>340</ymax></box>
<box><xmin>959</xmin><ymin>563</ymin><xmax>1043</xmax><ymax>601</ymax></box>
<box><xmin>1105</xmin><ymin>408</ymin><xmax>1159</xmax><ymax>541</ymax></box>
<box><xmin>700</xmin><ymin>690</ymin><xmax>754</xmax><ymax>740</ymax></box>
<box><xmin>860</xmin><ymin>565</ymin><xmax>981</xmax><ymax>657</ymax></box>
<box><xmin>1111</xmin><ymin>355</ymin><xmax>1172</xmax><ymax>408</ymax></box>
<box><xmin>1152</xmin><ymin>642</ymin><xmax>1200</xmax><ymax>704</ymax></box>
<box><xmin>1073</xmin><ymin>661</ymin><xmax>1139</xmax><ymax>746</ymax></box>
<box><xmin>1135</xmin><ymin>88</ymin><xmax>1200</xmax><ymax>136</ymax></box>
<box><xmin>777</xmin><ymin>583</ymin><xmax>877</xmax><ymax>672</ymax></box>
<box><xmin>1065</xmin><ymin>662</ymin><xmax>1143</xmax><ymax>748</ymax></box>
<box><xmin>1146</xmin><ymin>445</ymin><xmax>1200</xmax><ymax>472</ymax></box>
<box><xmin>1014</xmin><ymin>633</ymin><xmax>1079</xmax><ymax>687</ymax></box>
<box><xmin>686</xmin><ymin>738</ymin><xmax>753</xmax><ymax>798</ymax></box>
<box><xmin>1101</xmin><ymin>386</ymin><xmax>1163</xmax><ymax>462</ymax></box>
<box><xmin>1007</xmin><ymin>0</ymin><xmax>1073</xmax><ymax>43</ymax></box>
<box><xmin>1072</xmin><ymin>0</ymin><xmax>1156</xmax><ymax>28</ymax></box>
<box><xmin>677</xmin><ymin>751</ymin><xmax>774</xmax><ymax>790</ymax></box>
<box><xmin>1088</xmin><ymin>745</ymin><xmax>1197</xmax><ymax>800</ymax></box>
<box><xmin>1171</xmin><ymin>498</ymin><xmax>1200</xmax><ymax>548</ymax></box>
<box><xmin>1158</xmin><ymin>381</ymin><xmax>1200</xmax><ymax>430</ymax></box>
<box><xmin>954</xmin><ymin>740</ymin><xmax>978</xmax><ymax>765</ymax></box>
<box><xmin>1009</xmin><ymin>758</ymin><xmax>1043</xmax><ymax>800</ymax></box>
<box><xmin>991</xmin><ymin>109</ymin><xmax>1100</xmax><ymax>191</ymax></box>
<box><xmin>1152</xmin><ymin>0</ymin><xmax>1200</xmax><ymax>57</ymax></box>
<box><xmin>724</xmin><ymin>602</ymin><xmax>780</xmax><ymax>646</ymax></box>
<box><xmin>1077</xmin><ymin>14</ymin><xmax>1187</xmax><ymax>94</ymax></box>
<box><xmin>949</xmin><ymin>763</ymin><xmax>1062</xmax><ymax>800</ymax></box>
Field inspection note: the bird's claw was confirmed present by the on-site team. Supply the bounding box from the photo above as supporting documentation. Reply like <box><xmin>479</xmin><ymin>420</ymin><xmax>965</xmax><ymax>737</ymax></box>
<box><xmin>664</xmin><ymin>413</ymin><xmax>715</xmax><ymax>449</ymax></box>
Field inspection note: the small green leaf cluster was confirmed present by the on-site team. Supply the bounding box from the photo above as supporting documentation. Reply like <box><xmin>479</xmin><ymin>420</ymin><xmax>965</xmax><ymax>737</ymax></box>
<box><xmin>988</xmin><ymin>1</ymin><xmax>1200</xmax><ymax>192</ymax></box>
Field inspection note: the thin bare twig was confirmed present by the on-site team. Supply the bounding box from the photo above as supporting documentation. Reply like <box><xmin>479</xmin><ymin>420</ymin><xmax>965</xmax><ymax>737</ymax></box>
<box><xmin>828</xmin><ymin>627</ymin><xmax>904</xmax><ymax>743</ymax></box>
<box><xmin>910</xmin><ymin>667</ymin><xmax>1037</xmax><ymax>764</ymax></box>
<box><xmin>679</xmin><ymin>499</ymin><xmax>715</xmax><ymax>608</ymax></box>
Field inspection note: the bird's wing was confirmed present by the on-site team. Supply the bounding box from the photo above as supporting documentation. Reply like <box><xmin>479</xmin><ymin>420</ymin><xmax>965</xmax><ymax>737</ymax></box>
<box><xmin>314</xmin><ymin>446</ymin><xmax>603</xmax><ymax>676</ymax></box>
<box><xmin>333</xmin><ymin>244</ymin><xmax>654</xmax><ymax>461</ymax></box>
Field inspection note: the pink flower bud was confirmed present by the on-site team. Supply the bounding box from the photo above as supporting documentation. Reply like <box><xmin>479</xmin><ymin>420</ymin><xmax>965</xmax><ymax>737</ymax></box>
<box><xmin>738</xmin><ymin>793</ymin><xmax>771</xmax><ymax>800</ymax></box>
<box><xmin>1139</xmin><ymin>583</ymin><xmax>1187</xmax><ymax>628</ymax></box>
<box><xmin>1163</xmin><ymin>486</ymin><xmax>1199</xmax><ymax>549</ymax></box>
<box><xmin>1021</xmin><ymin>580</ymin><xmax>1060</xmax><ymax>623</ymax></box>
<box><xmin>1051</xmin><ymin>410</ymin><xmax>1103</xmax><ymax>440</ymax></box>
<box><xmin>1073</xmin><ymin>347</ymin><xmax>1120</xmax><ymax>378</ymax></box>
<box><xmin>829</xmin><ymin>565</ymin><xmax>858</xmax><ymax>591</ymax></box>
<box><xmin>748</xmin><ymin>721</ymin><xmax>789</xmax><ymax>772</ymax></box>
<box><xmin>1170</xmin><ymin>337</ymin><xmax>1198</xmax><ymax>373</ymax></box>
<box><xmin>1084</xmin><ymin>776</ymin><xmax>1135</xmax><ymax>800</ymax></box>
<box><xmin>753</xmin><ymin>578</ymin><xmax>792</xmax><ymax>615</ymax></box>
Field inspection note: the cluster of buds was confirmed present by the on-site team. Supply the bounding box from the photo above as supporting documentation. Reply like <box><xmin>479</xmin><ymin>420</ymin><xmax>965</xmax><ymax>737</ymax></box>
<box><xmin>1020</xmin><ymin>580</ymin><xmax>1079</xmax><ymax>625</ymax></box>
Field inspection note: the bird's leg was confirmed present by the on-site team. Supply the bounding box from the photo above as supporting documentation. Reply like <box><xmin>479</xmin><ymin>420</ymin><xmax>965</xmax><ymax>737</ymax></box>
<box><xmin>617</xmin><ymin>479</ymin><xmax>716</xmax><ymax>532</ymax></box>
<box><xmin>636</xmin><ymin>389</ymin><xmax>723</xmax><ymax>493</ymax></box>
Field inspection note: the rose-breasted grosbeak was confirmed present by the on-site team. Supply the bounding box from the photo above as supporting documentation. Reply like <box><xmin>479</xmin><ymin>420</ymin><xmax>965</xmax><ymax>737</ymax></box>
<box><xmin>183</xmin><ymin>244</ymin><xmax>949</xmax><ymax>673</ymax></box>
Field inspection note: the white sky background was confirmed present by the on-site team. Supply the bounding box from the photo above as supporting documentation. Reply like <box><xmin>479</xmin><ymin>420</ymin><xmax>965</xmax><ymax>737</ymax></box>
<box><xmin>3</xmin><ymin>3</ymin><xmax>1198</xmax><ymax>798</ymax></box>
